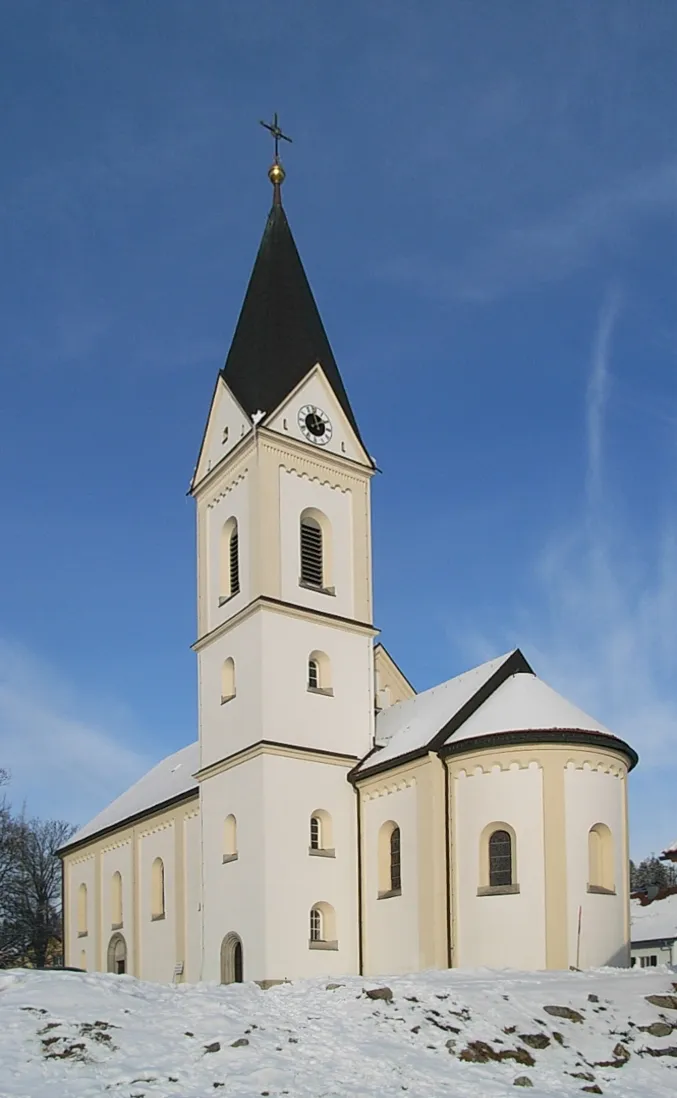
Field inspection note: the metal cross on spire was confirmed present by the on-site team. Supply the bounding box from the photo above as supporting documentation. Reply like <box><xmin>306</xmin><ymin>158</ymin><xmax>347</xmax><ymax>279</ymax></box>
<box><xmin>260</xmin><ymin>113</ymin><xmax>292</xmax><ymax>203</ymax></box>
<box><xmin>260</xmin><ymin>112</ymin><xmax>292</xmax><ymax>161</ymax></box>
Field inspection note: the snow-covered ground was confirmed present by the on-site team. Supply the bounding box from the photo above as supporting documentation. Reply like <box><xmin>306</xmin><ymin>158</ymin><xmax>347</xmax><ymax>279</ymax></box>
<box><xmin>1</xmin><ymin>967</ymin><xmax>677</xmax><ymax>1097</ymax></box>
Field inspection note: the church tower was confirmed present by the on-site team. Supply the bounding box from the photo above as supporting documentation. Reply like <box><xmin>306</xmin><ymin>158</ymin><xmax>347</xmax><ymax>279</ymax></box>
<box><xmin>190</xmin><ymin>135</ymin><xmax>376</xmax><ymax>983</ymax></box>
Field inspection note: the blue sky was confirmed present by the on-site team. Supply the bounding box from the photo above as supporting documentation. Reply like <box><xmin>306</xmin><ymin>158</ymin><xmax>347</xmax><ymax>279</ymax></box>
<box><xmin>0</xmin><ymin>1</ymin><xmax>675</xmax><ymax>859</ymax></box>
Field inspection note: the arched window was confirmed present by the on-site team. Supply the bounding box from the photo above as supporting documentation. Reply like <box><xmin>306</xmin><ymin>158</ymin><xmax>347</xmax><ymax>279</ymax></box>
<box><xmin>221</xmin><ymin>657</ymin><xmax>236</xmax><ymax>703</ymax></box>
<box><xmin>219</xmin><ymin>517</ymin><xmax>240</xmax><ymax>604</ymax></box>
<box><xmin>300</xmin><ymin>509</ymin><xmax>332</xmax><ymax>590</ymax></box>
<box><xmin>588</xmin><ymin>823</ymin><xmax>614</xmax><ymax>893</ymax></box>
<box><xmin>489</xmin><ymin>829</ymin><xmax>513</xmax><ymax>887</ymax></box>
<box><xmin>308</xmin><ymin>902</ymin><xmax>337</xmax><ymax>949</ymax></box>
<box><xmin>111</xmin><ymin>871</ymin><xmax>123</xmax><ymax>928</ymax></box>
<box><xmin>310</xmin><ymin>905</ymin><xmax>322</xmax><ymax>941</ymax></box>
<box><xmin>308</xmin><ymin>809</ymin><xmax>334</xmax><ymax>856</ymax></box>
<box><xmin>77</xmin><ymin>883</ymin><xmax>88</xmax><ymax>936</ymax></box>
<box><xmin>377</xmin><ymin>821</ymin><xmax>402</xmax><ymax>897</ymax></box>
<box><xmin>151</xmin><ymin>857</ymin><xmax>165</xmax><ymax>920</ymax></box>
<box><xmin>307</xmin><ymin>650</ymin><xmax>332</xmax><ymax>694</ymax></box>
<box><xmin>223</xmin><ymin>814</ymin><xmax>238</xmax><ymax>862</ymax></box>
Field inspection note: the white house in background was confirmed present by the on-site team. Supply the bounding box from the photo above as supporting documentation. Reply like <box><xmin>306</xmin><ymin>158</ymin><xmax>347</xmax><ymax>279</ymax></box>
<box><xmin>58</xmin><ymin>152</ymin><xmax>638</xmax><ymax>986</ymax></box>
<box><xmin>630</xmin><ymin>836</ymin><xmax>677</xmax><ymax>968</ymax></box>
<box><xmin>662</xmin><ymin>838</ymin><xmax>677</xmax><ymax>864</ymax></box>
<box><xmin>631</xmin><ymin>895</ymin><xmax>677</xmax><ymax>968</ymax></box>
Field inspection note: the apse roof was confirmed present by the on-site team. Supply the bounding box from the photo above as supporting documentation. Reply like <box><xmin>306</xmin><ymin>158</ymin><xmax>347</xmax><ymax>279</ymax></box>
<box><xmin>358</xmin><ymin>650</ymin><xmax>529</xmax><ymax>774</ymax></box>
<box><xmin>221</xmin><ymin>199</ymin><xmax>362</xmax><ymax>444</ymax></box>
<box><xmin>357</xmin><ymin>649</ymin><xmax>636</xmax><ymax>777</ymax></box>
<box><xmin>444</xmin><ymin>672</ymin><xmax>614</xmax><ymax>745</ymax></box>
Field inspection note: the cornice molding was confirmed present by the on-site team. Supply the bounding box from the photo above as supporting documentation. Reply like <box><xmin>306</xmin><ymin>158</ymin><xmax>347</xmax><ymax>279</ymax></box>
<box><xmin>195</xmin><ymin>738</ymin><xmax>358</xmax><ymax>782</ymax></box>
<box><xmin>206</xmin><ymin>470</ymin><xmax>249</xmax><ymax>510</ymax></box>
<box><xmin>192</xmin><ymin>432</ymin><xmax>256</xmax><ymax>499</ymax></box>
<box><xmin>58</xmin><ymin>790</ymin><xmax>199</xmax><ymax>859</ymax></box>
<box><xmin>260</xmin><ymin>426</ymin><xmax>374</xmax><ymax>480</ymax></box>
<box><xmin>192</xmin><ymin>594</ymin><xmax>377</xmax><ymax>652</ymax></box>
<box><xmin>439</xmin><ymin>729</ymin><xmax>637</xmax><ymax>770</ymax></box>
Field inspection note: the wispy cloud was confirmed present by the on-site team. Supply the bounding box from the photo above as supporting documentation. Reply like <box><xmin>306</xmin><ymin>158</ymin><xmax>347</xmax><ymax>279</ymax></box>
<box><xmin>457</xmin><ymin>292</ymin><xmax>677</xmax><ymax>856</ymax></box>
<box><xmin>585</xmin><ymin>287</ymin><xmax>621</xmax><ymax>511</ymax></box>
<box><xmin>0</xmin><ymin>637</ymin><xmax>150</xmax><ymax>828</ymax></box>
<box><xmin>380</xmin><ymin>159</ymin><xmax>677</xmax><ymax>302</ymax></box>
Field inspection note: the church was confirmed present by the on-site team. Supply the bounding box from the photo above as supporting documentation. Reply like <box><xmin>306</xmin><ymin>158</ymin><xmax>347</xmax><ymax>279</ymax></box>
<box><xmin>59</xmin><ymin>141</ymin><xmax>638</xmax><ymax>986</ymax></box>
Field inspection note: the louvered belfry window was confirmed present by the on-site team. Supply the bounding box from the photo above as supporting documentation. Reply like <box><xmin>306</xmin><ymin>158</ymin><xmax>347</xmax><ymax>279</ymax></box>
<box><xmin>229</xmin><ymin>524</ymin><xmax>240</xmax><ymax>596</ymax></box>
<box><xmin>300</xmin><ymin>517</ymin><xmax>323</xmax><ymax>587</ymax></box>
<box><xmin>489</xmin><ymin>830</ymin><xmax>512</xmax><ymax>887</ymax></box>
<box><xmin>390</xmin><ymin>826</ymin><xmax>401</xmax><ymax>892</ymax></box>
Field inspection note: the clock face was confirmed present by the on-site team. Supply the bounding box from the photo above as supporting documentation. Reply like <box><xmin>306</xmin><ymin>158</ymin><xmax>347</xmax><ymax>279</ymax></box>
<box><xmin>298</xmin><ymin>404</ymin><xmax>333</xmax><ymax>446</ymax></box>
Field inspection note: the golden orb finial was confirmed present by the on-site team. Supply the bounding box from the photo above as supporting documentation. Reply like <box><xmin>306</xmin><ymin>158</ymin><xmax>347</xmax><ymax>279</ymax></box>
<box><xmin>268</xmin><ymin>161</ymin><xmax>286</xmax><ymax>187</ymax></box>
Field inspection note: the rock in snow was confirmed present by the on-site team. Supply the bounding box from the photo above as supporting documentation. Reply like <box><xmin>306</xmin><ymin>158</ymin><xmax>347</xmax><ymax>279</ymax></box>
<box><xmin>1</xmin><ymin>966</ymin><xmax>677</xmax><ymax>1096</ymax></box>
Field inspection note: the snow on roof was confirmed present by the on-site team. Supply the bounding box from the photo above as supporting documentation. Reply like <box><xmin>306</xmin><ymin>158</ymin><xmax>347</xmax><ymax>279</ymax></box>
<box><xmin>359</xmin><ymin>652</ymin><xmax>515</xmax><ymax>773</ymax></box>
<box><xmin>444</xmin><ymin>672</ymin><xmax>613</xmax><ymax>746</ymax></box>
<box><xmin>631</xmin><ymin>892</ymin><xmax>677</xmax><ymax>943</ymax></box>
<box><xmin>661</xmin><ymin>838</ymin><xmax>677</xmax><ymax>859</ymax></box>
<box><xmin>66</xmin><ymin>742</ymin><xmax>199</xmax><ymax>848</ymax></box>
<box><xmin>359</xmin><ymin>651</ymin><xmax>620</xmax><ymax>776</ymax></box>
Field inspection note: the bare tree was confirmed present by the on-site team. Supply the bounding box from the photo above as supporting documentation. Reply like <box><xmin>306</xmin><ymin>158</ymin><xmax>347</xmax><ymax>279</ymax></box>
<box><xmin>1</xmin><ymin>811</ymin><xmax>75</xmax><ymax>969</ymax></box>
<box><xmin>0</xmin><ymin>769</ymin><xmax>20</xmax><ymax>898</ymax></box>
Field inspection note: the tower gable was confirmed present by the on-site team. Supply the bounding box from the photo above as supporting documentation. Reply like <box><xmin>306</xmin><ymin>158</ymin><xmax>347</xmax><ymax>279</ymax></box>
<box><xmin>192</xmin><ymin>377</ymin><xmax>252</xmax><ymax>490</ymax></box>
<box><xmin>265</xmin><ymin>364</ymin><xmax>372</xmax><ymax>466</ymax></box>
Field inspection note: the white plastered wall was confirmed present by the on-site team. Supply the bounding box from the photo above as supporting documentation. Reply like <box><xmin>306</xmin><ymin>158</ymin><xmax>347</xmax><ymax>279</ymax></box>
<box><xmin>453</xmin><ymin>762</ymin><xmax>546</xmax><ymax>970</ymax></box>
<box><xmin>138</xmin><ymin>822</ymin><xmax>177</xmax><ymax>983</ymax></box>
<box><xmin>260</xmin><ymin>608</ymin><xmax>374</xmax><ymax>759</ymax></box>
<box><xmin>362</xmin><ymin>780</ymin><xmax>419</xmax><ymax>976</ymax></box>
<box><xmin>183</xmin><ymin>810</ymin><xmax>202</xmax><ymax>983</ymax></box>
<box><xmin>260</xmin><ymin>753</ymin><xmax>358</xmax><ymax>981</ymax></box>
<box><xmin>564</xmin><ymin>763</ymin><xmax>628</xmax><ymax>968</ymax></box>
<box><xmin>100</xmin><ymin>842</ymin><xmax>133</xmax><ymax>972</ymax></box>
<box><xmin>198</xmin><ymin>610</ymin><xmax>263</xmax><ymax>770</ymax></box>
<box><xmin>199</xmin><ymin>755</ymin><xmax>267</xmax><ymax>983</ymax></box>
<box><xmin>67</xmin><ymin>855</ymin><xmax>96</xmax><ymax>970</ymax></box>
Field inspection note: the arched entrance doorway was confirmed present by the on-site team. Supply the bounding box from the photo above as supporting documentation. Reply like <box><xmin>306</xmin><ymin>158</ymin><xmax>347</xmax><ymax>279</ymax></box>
<box><xmin>220</xmin><ymin>932</ymin><xmax>243</xmax><ymax>984</ymax></box>
<box><xmin>107</xmin><ymin>933</ymin><xmax>127</xmax><ymax>975</ymax></box>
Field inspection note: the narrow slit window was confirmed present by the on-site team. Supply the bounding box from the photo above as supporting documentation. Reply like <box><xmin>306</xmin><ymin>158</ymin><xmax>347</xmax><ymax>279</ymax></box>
<box><xmin>300</xmin><ymin>518</ymin><xmax>323</xmax><ymax>587</ymax></box>
<box><xmin>151</xmin><ymin>857</ymin><xmax>165</xmax><ymax>919</ymax></box>
<box><xmin>488</xmin><ymin>830</ymin><xmax>512</xmax><ymax>887</ymax></box>
<box><xmin>229</xmin><ymin>525</ymin><xmax>240</xmax><ymax>596</ymax></box>
<box><xmin>390</xmin><ymin>826</ymin><xmax>401</xmax><ymax>892</ymax></box>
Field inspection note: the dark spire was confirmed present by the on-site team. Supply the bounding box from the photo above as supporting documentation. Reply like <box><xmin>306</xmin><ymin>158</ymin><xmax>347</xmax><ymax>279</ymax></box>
<box><xmin>221</xmin><ymin>154</ymin><xmax>362</xmax><ymax>445</ymax></box>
